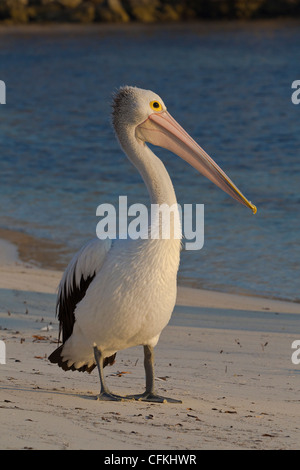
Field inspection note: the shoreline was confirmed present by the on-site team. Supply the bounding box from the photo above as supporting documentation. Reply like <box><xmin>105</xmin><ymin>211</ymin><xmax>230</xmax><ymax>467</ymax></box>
<box><xmin>0</xmin><ymin>226</ymin><xmax>299</xmax><ymax>305</ymax></box>
<box><xmin>0</xmin><ymin>228</ymin><xmax>70</xmax><ymax>271</ymax></box>
<box><xmin>0</xmin><ymin>230</ymin><xmax>299</xmax><ymax>333</ymax></box>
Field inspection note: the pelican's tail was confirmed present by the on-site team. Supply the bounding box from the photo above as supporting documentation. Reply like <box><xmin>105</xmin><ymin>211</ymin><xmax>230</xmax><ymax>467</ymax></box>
<box><xmin>48</xmin><ymin>345</ymin><xmax>116</xmax><ymax>374</ymax></box>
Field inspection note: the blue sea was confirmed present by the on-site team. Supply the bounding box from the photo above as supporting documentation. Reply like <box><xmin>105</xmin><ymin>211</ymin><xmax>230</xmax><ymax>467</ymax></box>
<box><xmin>0</xmin><ymin>22</ymin><xmax>299</xmax><ymax>302</ymax></box>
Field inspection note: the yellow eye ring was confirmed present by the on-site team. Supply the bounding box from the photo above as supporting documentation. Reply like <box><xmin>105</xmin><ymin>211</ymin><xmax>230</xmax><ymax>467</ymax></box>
<box><xmin>150</xmin><ymin>100</ymin><xmax>162</xmax><ymax>112</ymax></box>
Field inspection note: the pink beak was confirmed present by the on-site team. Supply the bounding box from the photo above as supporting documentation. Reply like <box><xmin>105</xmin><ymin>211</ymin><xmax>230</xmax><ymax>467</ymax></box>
<box><xmin>136</xmin><ymin>111</ymin><xmax>257</xmax><ymax>214</ymax></box>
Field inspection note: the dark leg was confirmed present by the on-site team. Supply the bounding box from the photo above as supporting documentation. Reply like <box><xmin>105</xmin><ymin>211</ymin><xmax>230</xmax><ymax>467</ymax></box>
<box><xmin>93</xmin><ymin>345</ymin><xmax>125</xmax><ymax>401</ymax></box>
<box><xmin>127</xmin><ymin>345</ymin><xmax>182</xmax><ymax>403</ymax></box>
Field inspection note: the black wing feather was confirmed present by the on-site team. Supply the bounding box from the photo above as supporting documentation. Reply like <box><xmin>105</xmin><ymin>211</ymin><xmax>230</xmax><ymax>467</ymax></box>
<box><xmin>57</xmin><ymin>270</ymin><xmax>96</xmax><ymax>344</ymax></box>
<box><xmin>49</xmin><ymin>266</ymin><xmax>116</xmax><ymax>373</ymax></box>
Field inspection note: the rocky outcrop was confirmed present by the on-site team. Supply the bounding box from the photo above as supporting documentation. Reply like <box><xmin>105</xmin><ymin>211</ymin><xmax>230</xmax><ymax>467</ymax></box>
<box><xmin>0</xmin><ymin>0</ymin><xmax>299</xmax><ymax>23</ymax></box>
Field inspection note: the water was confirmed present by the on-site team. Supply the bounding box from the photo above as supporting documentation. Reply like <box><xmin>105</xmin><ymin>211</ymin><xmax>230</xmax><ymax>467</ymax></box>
<box><xmin>0</xmin><ymin>22</ymin><xmax>299</xmax><ymax>301</ymax></box>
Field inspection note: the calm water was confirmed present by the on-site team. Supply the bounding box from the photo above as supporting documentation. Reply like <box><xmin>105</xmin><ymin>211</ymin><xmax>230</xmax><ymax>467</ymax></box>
<box><xmin>0</xmin><ymin>22</ymin><xmax>299</xmax><ymax>301</ymax></box>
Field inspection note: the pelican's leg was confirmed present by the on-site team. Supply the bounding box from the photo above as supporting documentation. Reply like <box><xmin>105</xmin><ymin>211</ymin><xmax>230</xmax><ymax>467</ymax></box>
<box><xmin>127</xmin><ymin>345</ymin><xmax>182</xmax><ymax>403</ymax></box>
<box><xmin>93</xmin><ymin>345</ymin><xmax>124</xmax><ymax>401</ymax></box>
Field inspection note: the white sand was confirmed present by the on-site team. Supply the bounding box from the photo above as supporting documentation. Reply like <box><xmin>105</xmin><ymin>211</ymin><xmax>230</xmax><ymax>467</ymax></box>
<box><xmin>0</xmin><ymin>242</ymin><xmax>299</xmax><ymax>450</ymax></box>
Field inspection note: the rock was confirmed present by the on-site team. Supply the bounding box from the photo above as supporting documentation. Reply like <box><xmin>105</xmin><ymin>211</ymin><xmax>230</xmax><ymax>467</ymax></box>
<box><xmin>27</xmin><ymin>1</ymin><xmax>65</xmax><ymax>21</ymax></box>
<box><xmin>123</xmin><ymin>0</ymin><xmax>161</xmax><ymax>22</ymax></box>
<box><xmin>28</xmin><ymin>1</ymin><xmax>53</xmax><ymax>4</ymax></box>
<box><xmin>28</xmin><ymin>0</ymin><xmax>95</xmax><ymax>22</ymax></box>
<box><xmin>235</xmin><ymin>0</ymin><xmax>265</xmax><ymax>19</ymax></box>
<box><xmin>95</xmin><ymin>0</ymin><xmax>130</xmax><ymax>22</ymax></box>
<box><xmin>69</xmin><ymin>1</ymin><xmax>96</xmax><ymax>22</ymax></box>
<box><xmin>0</xmin><ymin>0</ymin><xmax>29</xmax><ymax>22</ymax></box>
<box><xmin>58</xmin><ymin>0</ymin><xmax>82</xmax><ymax>7</ymax></box>
<box><xmin>156</xmin><ymin>2</ymin><xmax>183</xmax><ymax>22</ymax></box>
<box><xmin>0</xmin><ymin>2</ymin><xmax>10</xmax><ymax>21</ymax></box>
<box><xmin>1</xmin><ymin>0</ymin><xmax>300</xmax><ymax>24</ymax></box>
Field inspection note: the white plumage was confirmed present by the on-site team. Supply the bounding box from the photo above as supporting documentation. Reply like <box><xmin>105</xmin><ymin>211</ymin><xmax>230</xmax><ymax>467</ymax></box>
<box><xmin>61</xmin><ymin>236</ymin><xmax>180</xmax><ymax>370</ymax></box>
<box><xmin>49</xmin><ymin>86</ymin><xmax>255</xmax><ymax>402</ymax></box>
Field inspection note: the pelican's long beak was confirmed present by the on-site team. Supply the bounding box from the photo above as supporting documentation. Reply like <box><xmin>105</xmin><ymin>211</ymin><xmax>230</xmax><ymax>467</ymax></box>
<box><xmin>136</xmin><ymin>111</ymin><xmax>257</xmax><ymax>214</ymax></box>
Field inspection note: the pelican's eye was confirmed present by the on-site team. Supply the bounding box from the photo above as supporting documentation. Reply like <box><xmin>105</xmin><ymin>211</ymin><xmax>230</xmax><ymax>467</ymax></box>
<box><xmin>150</xmin><ymin>100</ymin><xmax>162</xmax><ymax>112</ymax></box>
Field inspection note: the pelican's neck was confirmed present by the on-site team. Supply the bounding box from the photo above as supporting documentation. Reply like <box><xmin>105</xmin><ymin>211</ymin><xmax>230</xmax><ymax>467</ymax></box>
<box><xmin>117</xmin><ymin>125</ymin><xmax>182</xmax><ymax>242</ymax></box>
<box><xmin>117</xmin><ymin>127</ymin><xmax>177</xmax><ymax>207</ymax></box>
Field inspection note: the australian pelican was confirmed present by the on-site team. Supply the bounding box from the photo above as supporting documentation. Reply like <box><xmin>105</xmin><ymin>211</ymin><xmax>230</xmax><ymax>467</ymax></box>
<box><xmin>49</xmin><ymin>86</ymin><xmax>256</xmax><ymax>402</ymax></box>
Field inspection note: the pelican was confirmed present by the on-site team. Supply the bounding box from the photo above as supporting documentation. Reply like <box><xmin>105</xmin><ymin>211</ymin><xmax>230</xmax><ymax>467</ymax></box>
<box><xmin>49</xmin><ymin>86</ymin><xmax>256</xmax><ymax>402</ymax></box>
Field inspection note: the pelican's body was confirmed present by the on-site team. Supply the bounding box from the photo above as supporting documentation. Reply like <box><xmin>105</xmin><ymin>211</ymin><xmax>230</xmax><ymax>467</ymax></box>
<box><xmin>49</xmin><ymin>86</ymin><xmax>256</xmax><ymax>402</ymax></box>
<box><xmin>61</xmin><ymin>235</ymin><xmax>180</xmax><ymax>370</ymax></box>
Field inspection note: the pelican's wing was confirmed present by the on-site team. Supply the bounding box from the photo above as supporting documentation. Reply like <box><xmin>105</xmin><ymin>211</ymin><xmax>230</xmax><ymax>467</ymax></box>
<box><xmin>56</xmin><ymin>237</ymin><xmax>112</xmax><ymax>344</ymax></box>
<box><xmin>49</xmin><ymin>237</ymin><xmax>113</xmax><ymax>373</ymax></box>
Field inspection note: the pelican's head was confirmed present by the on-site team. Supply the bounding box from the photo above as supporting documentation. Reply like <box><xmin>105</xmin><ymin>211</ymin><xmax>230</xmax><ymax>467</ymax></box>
<box><xmin>112</xmin><ymin>86</ymin><xmax>167</xmax><ymax>129</ymax></box>
<box><xmin>112</xmin><ymin>86</ymin><xmax>257</xmax><ymax>214</ymax></box>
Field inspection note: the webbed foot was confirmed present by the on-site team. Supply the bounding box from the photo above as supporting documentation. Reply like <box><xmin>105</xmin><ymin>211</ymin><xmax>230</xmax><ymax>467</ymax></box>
<box><xmin>126</xmin><ymin>391</ymin><xmax>182</xmax><ymax>403</ymax></box>
<box><xmin>96</xmin><ymin>391</ymin><xmax>126</xmax><ymax>402</ymax></box>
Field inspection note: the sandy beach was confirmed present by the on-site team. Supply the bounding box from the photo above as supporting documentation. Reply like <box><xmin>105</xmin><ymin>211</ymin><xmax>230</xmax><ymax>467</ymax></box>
<box><xmin>0</xmin><ymin>237</ymin><xmax>299</xmax><ymax>451</ymax></box>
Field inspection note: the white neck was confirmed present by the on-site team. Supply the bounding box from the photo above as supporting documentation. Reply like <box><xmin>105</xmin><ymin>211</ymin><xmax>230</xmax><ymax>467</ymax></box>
<box><xmin>115</xmin><ymin>125</ymin><xmax>182</xmax><ymax>242</ymax></box>
<box><xmin>116</xmin><ymin>126</ymin><xmax>177</xmax><ymax>206</ymax></box>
